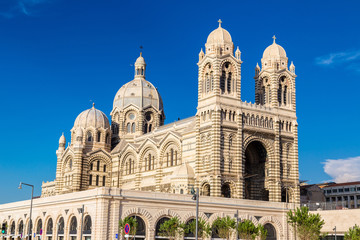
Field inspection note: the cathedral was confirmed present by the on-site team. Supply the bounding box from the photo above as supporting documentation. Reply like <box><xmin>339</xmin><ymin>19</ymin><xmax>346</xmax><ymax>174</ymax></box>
<box><xmin>44</xmin><ymin>20</ymin><xmax>299</xmax><ymax>203</ymax></box>
<box><xmin>0</xmin><ymin>21</ymin><xmax>299</xmax><ymax>240</ymax></box>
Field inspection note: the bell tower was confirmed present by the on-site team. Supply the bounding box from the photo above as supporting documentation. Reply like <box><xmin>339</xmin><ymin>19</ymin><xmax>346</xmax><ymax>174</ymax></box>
<box><xmin>196</xmin><ymin>20</ymin><xmax>242</xmax><ymax>197</ymax></box>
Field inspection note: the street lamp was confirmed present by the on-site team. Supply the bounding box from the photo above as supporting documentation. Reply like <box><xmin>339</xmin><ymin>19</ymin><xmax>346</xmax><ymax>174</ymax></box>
<box><xmin>77</xmin><ymin>205</ymin><xmax>84</xmax><ymax>240</ymax></box>
<box><xmin>19</xmin><ymin>182</ymin><xmax>34</xmax><ymax>240</ymax></box>
<box><xmin>190</xmin><ymin>187</ymin><xmax>199</xmax><ymax>240</ymax></box>
<box><xmin>333</xmin><ymin>226</ymin><xmax>337</xmax><ymax>240</ymax></box>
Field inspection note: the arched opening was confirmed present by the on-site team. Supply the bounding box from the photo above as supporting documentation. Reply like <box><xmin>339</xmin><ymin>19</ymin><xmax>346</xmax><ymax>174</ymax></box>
<box><xmin>221</xmin><ymin>183</ymin><xmax>231</xmax><ymax>198</ymax></box>
<box><xmin>69</xmin><ymin>216</ymin><xmax>77</xmax><ymax>240</ymax></box>
<box><xmin>57</xmin><ymin>217</ymin><xmax>64</xmax><ymax>240</ymax></box>
<box><xmin>281</xmin><ymin>188</ymin><xmax>291</xmax><ymax>203</ymax></box>
<box><xmin>10</xmin><ymin>221</ymin><xmax>15</xmax><ymax>235</ymax></box>
<box><xmin>201</xmin><ymin>183</ymin><xmax>210</xmax><ymax>196</ymax></box>
<box><xmin>18</xmin><ymin>220</ymin><xmax>24</xmax><ymax>237</ymax></box>
<box><xmin>87</xmin><ymin>132</ymin><xmax>93</xmax><ymax>142</ymax></box>
<box><xmin>83</xmin><ymin>215</ymin><xmax>92</xmax><ymax>240</ymax></box>
<box><xmin>36</xmin><ymin>219</ymin><xmax>42</xmax><ymax>239</ymax></box>
<box><xmin>184</xmin><ymin>219</ymin><xmax>195</xmax><ymax>239</ymax></box>
<box><xmin>97</xmin><ymin>132</ymin><xmax>101</xmax><ymax>142</ymax></box>
<box><xmin>46</xmin><ymin>218</ymin><xmax>53</xmax><ymax>238</ymax></box>
<box><xmin>264</xmin><ymin>223</ymin><xmax>276</xmax><ymax>240</ymax></box>
<box><xmin>155</xmin><ymin>217</ymin><xmax>170</xmax><ymax>239</ymax></box>
<box><xmin>128</xmin><ymin>216</ymin><xmax>146</xmax><ymax>240</ymax></box>
<box><xmin>244</xmin><ymin>141</ymin><xmax>269</xmax><ymax>201</ymax></box>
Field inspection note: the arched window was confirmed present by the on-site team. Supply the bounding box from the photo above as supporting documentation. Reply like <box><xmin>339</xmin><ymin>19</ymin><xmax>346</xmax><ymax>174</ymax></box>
<box><xmin>83</xmin><ymin>216</ymin><xmax>92</xmax><ymax>235</ymax></box>
<box><xmin>149</xmin><ymin>124</ymin><xmax>152</xmax><ymax>132</ymax></box>
<box><xmin>90</xmin><ymin>163</ymin><xmax>93</xmax><ymax>170</ymax></box>
<box><xmin>132</xmin><ymin>123</ymin><xmax>136</xmax><ymax>133</ymax></box>
<box><xmin>102</xmin><ymin>176</ymin><xmax>106</xmax><ymax>186</ymax></box>
<box><xmin>144</xmin><ymin>123</ymin><xmax>148</xmax><ymax>133</ymax></box>
<box><xmin>69</xmin><ymin>216</ymin><xmax>77</xmax><ymax>236</ymax></box>
<box><xmin>57</xmin><ymin>217</ymin><xmax>64</xmax><ymax>235</ymax></box>
<box><xmin>105</xmin><ymin>133</ymin><xmax>110</xmax><ymax>144</ymax></box>
<box><xmin>170</xmin><ymin>149</ymin><xmax>174</xmax><ymax>166</ymax></box>
<box><xmin>284</xmin><ymin>86</ymin><xmax>287</xmax><ymax>105</ymax></box>
<box><xmin>89</xmin><ymin>174</ymin><xmax>92</xmax><ymax>185</ymax></box>
<box><xmin>97</xmin><ymin>132</ymin><xmax>101</xmax><ymax>142</ymax></box>
<box><xmin>278</xmin><ymin>84</ymin><xmax>282</xmax><ymax>104</ymax></box>
<box><xmin>46</xmin><ymin>218</ymin><xmax>53</xmax><ymax>236</ymax></box>
<box><xmin>155</xmin><ymin>217</ymin><xmax>170</xmax><ymax>239</ymax></box>
<box><xmin>18</xmin><ymin>220</ymin><xmax>24</xmax><ymax>236</ymax></box>
<box><xmin>103</xmin><ymin>164</ymin><xmax>107</xmax><ymax>172</ymax></box>
<box><xmin>87</xmin><ymin>132</ymin><xmax>93</xmax><ymax>142</ymax></box>
<box><xmin>97</xmin><ymin>161</ymin><xmax>100</xmax><ymax>171</ymax></box>
<box><xmin>220</xmin><ymin>70</ymin><xmax>226</xmax><ymax>93</ymax></box>
<box><xmin>201</xmin><ymin>183</ymin><xmax>210</xmax><ymax>196</ymax></box>
<box><xmin>227</xmin><ymin>72</ymin><xmax>232</xmax><ymax>93</ymax></box>
<box><xmin>127</xmin><ymin>123</ymin><xmax>131</xmax><ymax>133</ymax></box>
<box><xmin>264</xmin><ymin>223</ymin><xmax>277</xmax><ymax>240</ymax></box>
<box><xmin>96</xmin><ymin>175</ymin><xmax>99</xmax><ymax>186</ymax></box>
<box><xmin>184</xmin><ymin>219</ymin><xmax>195</xmax><ymax>238</ymax></box>
<box><xmin>128</xmin><ymin>216</ymin><xmax>146</xmax><ymax>239</ymax></box>
<box><xmin>10</xmin><ymin>221</ymin><xmax>15</xmax><ymax>235</ymax></box>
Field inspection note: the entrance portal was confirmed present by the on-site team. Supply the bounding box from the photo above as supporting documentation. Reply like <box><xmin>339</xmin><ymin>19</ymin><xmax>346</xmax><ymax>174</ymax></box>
<box><xmin>244</xmin><ymin>141</ymin><xmax>269</xmax><ymax>201</ymax></box>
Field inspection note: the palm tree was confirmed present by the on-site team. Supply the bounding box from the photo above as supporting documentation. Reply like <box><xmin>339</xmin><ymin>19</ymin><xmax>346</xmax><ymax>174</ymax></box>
<box><xmin>158</xmin><ymin>217</ymin><xmax>184</xmax><ymax>240</ymax></box>
<box><xmin>212</xmin><ymin>216</ymin><xmax>236</xmax><ymax>240</ymax></box>
<box><xmin>287</xmin><ymin>206</ymin><xmax>325</xmax><ymax>240</ymax></box>
<box><xmin>184</xmin><ymin>218</ymin><xmax>212</xmax><ymax>239</ymax></box>
<box><xmin>344</xmin><ymin>224</ymin><xmax>360</xmax><ymax>240</ymax></box>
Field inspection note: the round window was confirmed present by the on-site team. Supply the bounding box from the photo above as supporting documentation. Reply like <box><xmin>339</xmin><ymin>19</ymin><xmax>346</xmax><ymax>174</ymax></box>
<box><xmin>129</xmin><ymin>113</ymin><xmax>135</xmax><ymax>120</ymax></box>
<box><xmin>145</xmin><ymin>112</ymin><xmax>152</xmax><ymax>121</ymax></box>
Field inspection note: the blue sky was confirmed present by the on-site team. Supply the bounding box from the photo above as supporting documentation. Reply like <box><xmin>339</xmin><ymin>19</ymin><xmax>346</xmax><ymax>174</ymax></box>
<box><xmin>1</xmin><ymin>0</ymin><xmax>360</xmax><ymax>204</ymax></box>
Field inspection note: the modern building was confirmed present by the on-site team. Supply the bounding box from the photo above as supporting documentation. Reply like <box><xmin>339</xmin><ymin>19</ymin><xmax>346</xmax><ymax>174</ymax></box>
<box><xmin>0</xmin><ymin>20</ymin><xmax>300</xmax><ymax>240</ymax></box>
<box><xmin>323</xmin><ymin>181</ymin><xmax>360</xmax><ymax>209</ymax></box>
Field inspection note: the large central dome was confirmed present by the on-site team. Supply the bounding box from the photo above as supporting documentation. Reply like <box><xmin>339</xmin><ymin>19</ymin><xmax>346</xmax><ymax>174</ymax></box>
<box><xmin>113</xmin><ymin>78</ymin><xmax>163</xmax><ymax>111</ymax></box>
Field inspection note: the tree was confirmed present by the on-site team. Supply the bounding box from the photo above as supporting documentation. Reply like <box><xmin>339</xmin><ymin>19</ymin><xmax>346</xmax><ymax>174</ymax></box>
<box><xmin>237</xmin><ymin>220</ymin><xmax>267</xmax><ymax>240</ymax></box>
<box><xmin>119</xmin><ymin>217</ymin><xmax>138</xmax><ymax>240</ymax></box>
<box><xmin>158</xmin><ymin>217</ymin><xmax>184</xmax><ymax>240</ymax></box>
<box><xmin>184</xmin><ymin>218</ymin><xmax>212</xmax><ymax>239</ymax></box>
<box><xmin>287</xmin><ymin>206</ymin><xmax>325</xmax><ymax>240</ymax></box>
<box><xmin>344</xmin><ymin>224</ymin><xmax>360</xmax><ymax>240</ymax></box>
<box><xmin>212</xmin><ymin>216</ymin><xmax>236</xmax><ymax>240</ymax></box>
<box><xmin>257</xmin><ymin>224</ymin><xmax>268</xmax><ymax>240</ymax></box>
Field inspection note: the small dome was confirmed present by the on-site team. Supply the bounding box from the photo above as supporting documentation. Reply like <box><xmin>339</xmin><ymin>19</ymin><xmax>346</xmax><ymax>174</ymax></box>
<box><xmin>59</xmin><ymin>133</ymin><xmax>66</xmax><ymax>144</ymax></box>
<box><xmin>172</xmin><ymin>163</ymin><xmax>195</xmax><ymax>179</ymax></box>
<box><xmin>206</xmin><ymin>20</ymin><xmax>232</xmax><ymax>45</ymax></box>
<box><xmin>135</xmin><ymin>53</ymin><xmax>146</xmax><ymax>65</ymax></box>
<box><xmin>113</xmin><ymin>78</ymin><xmax>163</xmax><ymax>111</ymax></box>
<box><xmin>263</xmin><ymin>36</ymin><xmax>287</xmax><ymax>59</ymax></box>
<box><xmin>73</xmin><ymin>104</ymin><xmax>110</xmax><ymax>130</ymax></box>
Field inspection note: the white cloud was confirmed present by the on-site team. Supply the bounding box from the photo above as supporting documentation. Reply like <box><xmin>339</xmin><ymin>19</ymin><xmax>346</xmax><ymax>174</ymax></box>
<box><xmin>323</xmin><ymin>156</ymin><xmax>360</xmax><ymax>183</ymax></box>
<box><xmin>0</xmin><ymin>0</ymin><xmax>52</xmax><ymax>18</ymax></box>
<box><xmin>315</xmin><ymin>50</ymin><xmax>360</xmax><ymax>66</ymax></box>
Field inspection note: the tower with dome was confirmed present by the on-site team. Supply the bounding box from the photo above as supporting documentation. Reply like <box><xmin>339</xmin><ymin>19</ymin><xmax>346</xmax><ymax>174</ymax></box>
<box><xmin>43</xmin><ymin>20</ymin><xmax>299</xmax><ymax>204</ymax></box>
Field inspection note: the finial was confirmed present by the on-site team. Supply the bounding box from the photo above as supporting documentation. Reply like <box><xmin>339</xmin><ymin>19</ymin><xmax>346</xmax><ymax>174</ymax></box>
<box><xmin>92</xmin><ymin>102</ymin><xmax>95</xmax><ymax>108</ymax></box>
<box><xmin>140</xmin><ymin>46</ymin><xmax>143</xmax><ymax>56</ymax></box>
<box><xmin>272</xmin><ymin>35</ymin><xmax>276</xmax><ymax>43</ymax></box>
<box><xmin>218</xmin><ymin>19</ymin><xmax>222</xmax><ymax>27</ymax></box>
<box><xmin>62</xmin><ymin>132</ymin><xmax>64</xmax><ymax>136</ymax></box>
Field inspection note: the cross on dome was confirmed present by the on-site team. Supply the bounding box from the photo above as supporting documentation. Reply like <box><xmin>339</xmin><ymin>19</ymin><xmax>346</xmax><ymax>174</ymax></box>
<box><xmin>218</xmin><ymin>19</ymin><xmax>222</xmax><ymax>27</ymax></box>
<box><xmin>272</xmin><ymin>35</ymin><xmax>276</xmax><ymax>43</ymax></box>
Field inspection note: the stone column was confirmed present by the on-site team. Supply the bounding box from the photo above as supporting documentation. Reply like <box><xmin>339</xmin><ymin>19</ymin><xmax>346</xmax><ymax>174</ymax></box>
<box><xmin>236</xmin><ymin>110</ymin><xmax>243</xmax><ymax>198</ymax></box>
<box><xmin>211</xmin><ymin>107</ymin><xmax>221</xmax><ymax>197</ymax></box>
<box><xmin>270</xmin><ymin>119</ymin><xmax>281</xmax><ymax>202</ymax></box>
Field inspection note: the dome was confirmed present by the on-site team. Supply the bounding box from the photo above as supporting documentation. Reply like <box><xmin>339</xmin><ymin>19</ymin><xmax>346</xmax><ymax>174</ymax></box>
<box><xmin>59</xmin><ymin>133</ymin><xmax>66</xmax><ymax>144</ymax></box>
<box><xmin>73</xmin><ymin>104</ymin><xmax>110</xmax><ymax>130</ymax></box>
<box><xmin>113</xmin><ymin>78</ymin><xmax>163</xmax><ymax>111</ymax></box>
<box><xmin>135</xmin><ymin>53</ymin><xmax>145</xmax><ymax>65</ymax></box>
<box><xmin>206</xmin><ymin>20</ymin><xmax>232</xmax><ymax>45</ymax></box>
<box><xmin>172</xmin><ymin>163</ymin><xmax>195</xmax><ymax>179</ymax></box>
<box><xmin>262</xmin><ymin>36</ymin><xmax>287</xmax><ymax>59</ymax></box>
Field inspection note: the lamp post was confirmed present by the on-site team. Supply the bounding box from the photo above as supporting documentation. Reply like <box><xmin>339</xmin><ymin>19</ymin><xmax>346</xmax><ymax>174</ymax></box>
<box><xmin>190</xmin><ymin>187</ymin><xmax>199</xmax><ymax>240</ymax></box>
<box><xmin>77</xmin><ymin>205</ymin><xmax>84</xmax><ymax>240</ymax></box>
<box><xmin>19</xmin><ymin>182</ymin><xmax>34</xmax><ymax>240</ymax></box>
<box><xmin>333</xmin><ymin>226</ymin><xmax>337</xmax><ymax>240</ymax></box>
